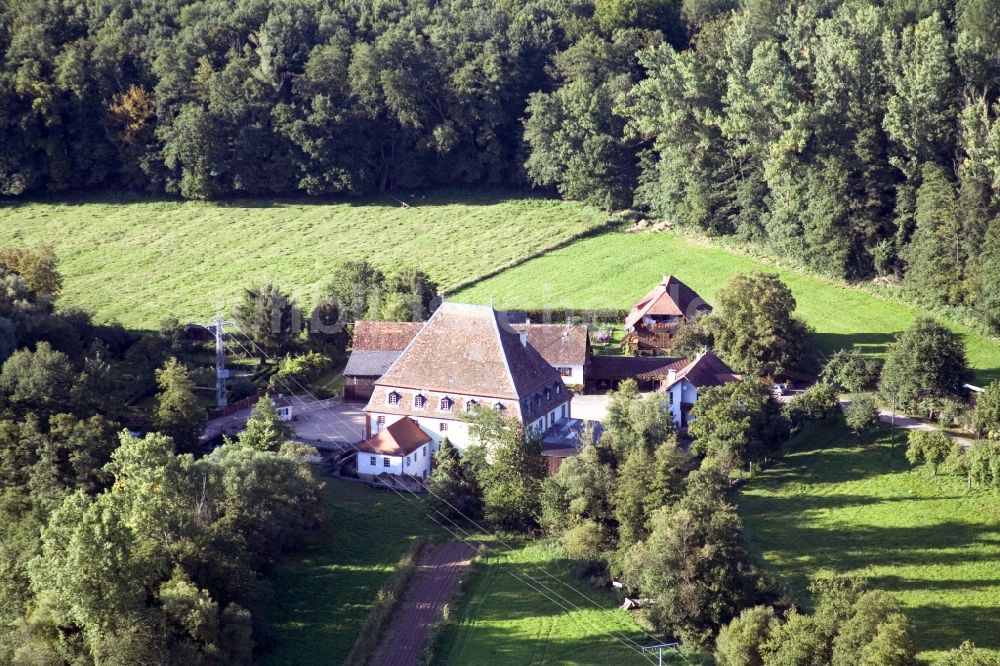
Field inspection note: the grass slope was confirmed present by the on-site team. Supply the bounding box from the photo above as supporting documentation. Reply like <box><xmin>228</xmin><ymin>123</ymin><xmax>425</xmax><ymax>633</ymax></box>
<box><xmin>259</xmin><ymin>477</ymin><xmax>439</xmax><ymax>664</ymax></box>
<box><xmin>455</xmin><ymin>231</ymin><xmax>1000</xmax><ymax>385</ymax></box>
<box><xmin>736</xmin><ymin>421</ymin><xmax>1000</xmax><ymax>664</ymax></box>
<box><xmin>432</xmin><ymin>541</ymin><xmax>676</xmax><ymax>666</ymax></box>
<box><xmin>0</xmin><ymin>191</ymin><xmax>603</xmax><ymax>329</ymax></box>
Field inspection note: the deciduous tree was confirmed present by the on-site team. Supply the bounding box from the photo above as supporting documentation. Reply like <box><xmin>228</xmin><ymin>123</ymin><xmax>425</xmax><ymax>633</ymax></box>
<box><xmin>878</xmin><ymin>317</ymin><xmax>970</xmax><ymax>411</ymax></box>
<box><xmin>712</xmin><ymin>273</ymin><xmax>814</xmax><ymax>377</ymax></box>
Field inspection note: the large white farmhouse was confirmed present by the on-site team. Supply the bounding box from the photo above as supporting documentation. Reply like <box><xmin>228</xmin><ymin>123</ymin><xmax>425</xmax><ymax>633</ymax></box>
<box><xmin>358</xmin><ymin>303</ymin><xmax>572</xmax><ymax>476</ymax></box>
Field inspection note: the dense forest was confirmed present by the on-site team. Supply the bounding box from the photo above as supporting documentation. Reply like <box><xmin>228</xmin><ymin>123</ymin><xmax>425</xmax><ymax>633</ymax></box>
<box><xmin>0</xmin><ymin>248</ymin><xmax>323</xmax><ymax>663</ymax></box>
<box><xmin>3</xmin><ymin>0</ymin><xmax>1000</xmax><ymax>330</ymax></box>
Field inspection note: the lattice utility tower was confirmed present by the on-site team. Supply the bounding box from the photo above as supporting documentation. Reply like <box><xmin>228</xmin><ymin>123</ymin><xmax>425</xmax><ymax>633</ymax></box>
<box><xmin>641</xmin><ymin>642</ymin><xmax>681</xmax><ymax>666</ymax></box>
<box><xmin>213</xmin><ymin>315</ymin><xmax>230</xmax><ymax>409</ymax></box>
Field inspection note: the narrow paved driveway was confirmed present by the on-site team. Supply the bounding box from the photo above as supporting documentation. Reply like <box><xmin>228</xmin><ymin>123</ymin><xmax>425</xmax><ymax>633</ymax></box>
<box><xmin>370</xmin><ymin>542</ymin><xmax>477</xmax><ymax>666</ymax></box>
<box><xmin>571</xmin><ymin>393</ymin><xmax>611</xmax><ymax>422</ymax></box>
<box><xmin>571</xmin><ymin>391</ymin><xmax>657</xmax><ymax>423</ymax></box>
<box><xmin>839</xmin><ymin>400</ymin><xmax>974</xmax><ymax>447</ymax></box>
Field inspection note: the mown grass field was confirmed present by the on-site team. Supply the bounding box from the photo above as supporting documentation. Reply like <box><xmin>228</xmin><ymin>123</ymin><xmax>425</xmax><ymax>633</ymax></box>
<box><xmin>0</xmin><ymin>191</ymin><xmax>604</xmax><ymax>329</ymax></box>
<box><xmin>262</xmin><ymin>477</ymin><xmax>662</xmax><ymax>666</ymax></box>
<box><xmin>736</xmin><ymin>421</ymin><xmax>1000</xmax><ymax>664</ymax></box>
<box><xmin>4</xmin><ymin>193</ymin><xmax>999</xmax><ymax>383</ymax></box>
<box><xmin>455</xmin><ymin>231</ymin><xmax>1000</xmax><ymax>386</ymax></box>
<box><xmin>431</xmin><ymin>541</ymin><xmax>680</xmax><ymax>666</ymax></box>
<box><xmin>259</xmin><ymin>477</ymin><xmax>440</xmax><ymax>664</ymax></box>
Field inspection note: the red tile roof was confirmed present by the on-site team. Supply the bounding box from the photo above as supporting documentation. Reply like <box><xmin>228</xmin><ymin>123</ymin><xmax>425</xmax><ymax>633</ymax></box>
<box><xmin>352</xmin><ymin>321</ymin><xmax>423</xmax><ymax>351</ymax></box>
<box><xmin>625</xmin><ymin>275</ymin><xmax>711</xmax><ymax>329</ymax></box>
<box><xmin>669</xmin><ymin>350</ymin><xmax>740</xmax><ymax>389</ymax></box>
<box><xmin>357</xmin><ymin>417</ymin><xmax>431</xmax><ymax>457</ymax></box>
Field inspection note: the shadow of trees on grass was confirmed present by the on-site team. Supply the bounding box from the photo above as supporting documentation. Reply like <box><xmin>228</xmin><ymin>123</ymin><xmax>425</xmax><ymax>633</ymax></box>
<box><xmin>736</xmin><ymin>421</ymin><xmax>1000</xmax><ymax>653</ymax></box>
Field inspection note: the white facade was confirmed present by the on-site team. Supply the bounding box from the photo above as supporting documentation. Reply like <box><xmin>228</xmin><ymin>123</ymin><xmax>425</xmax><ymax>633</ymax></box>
<box><xmin>357</xmin><ymin>441</ymin><xmax>432</xmax><ymax>479</ymax></box>
<box><xmin>368</xmin><ymin>412</ymin><xmax>471</xmax><ymax>452</ymax></box>
<box><xmin>664</xmin><ymin>379</ymin><xmax>698</xmax><ymax>426</ymax></box>
<box><xmin>554</xmin><ymin>364</ymin><xmax>585</xmax><ymax>388</ymax></box>
<box><xmin>369</xmin><ymin>398</ymin><xmax>572</xmax><ymax>455</ymax></box>
<box><xmin>526</xmin><ymin>401</ymin><xmax>572</xmax><ymax>435</ymax></box>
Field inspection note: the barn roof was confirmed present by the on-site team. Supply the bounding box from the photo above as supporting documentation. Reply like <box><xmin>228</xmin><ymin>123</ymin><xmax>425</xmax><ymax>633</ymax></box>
<box><xmin>624</xmin><ymin>275</ymin><xmax>711</xmax><ymax>329</ymax></box>
<box><xmin>512</xmin><ymin>324</ymin><xmax>589</xmax><ymax>368</ymax></box>
<box><xmin>667</xmin><ymin>349</ymin><xmax>740</xmax><ymax>389</ymax></box>
<box><xmin>351</xmin><ymin>321</ymin><xmax>424</xmax><ymax>351</ymax></box>
<box><xmin>343</xmin><ymin>350</ymin><xmax>403</xmax><ymax>378</ymax></box>
<box><xmin>588</xmin><ymin>355</ymin><xmax>689</xmax><ymax>381</ymax></box>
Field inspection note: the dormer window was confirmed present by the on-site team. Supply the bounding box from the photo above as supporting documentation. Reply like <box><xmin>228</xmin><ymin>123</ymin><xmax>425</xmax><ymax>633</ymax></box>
<box><xmin>494</xmin><ymin>402</ymin><xmax>505</xmax><ymax>412</ymax></box>
<box><xmin>544</xmin><ymin>388</ymin><xmax>551</xmax><ymax>401</ymax></box>
<box><xmin>440</xmin><ymin>396</ymin><xmax>453</xmax><ymax>412</ymax></box>
<box><xmin>535</xmin><ymin>393</ymin><xmax>542</xmax><ymax>407</ymax></box>
<box><xmin>387</xmin><ymin>391</ymin><xmax>400</xmax><ymax>406</ymax></box>
<box><xmin>466</xmin><ymin>399</ymin><xmax>478</xmax><ymax>412</ymax></box>
<box><xmin>414</xmin><ymin>394</ymin><xmax>426</xmax><ymax>409</ymax></box>
<box><xmin>523</xmin><ymin>398</ymin><xmax>531</xmax><ymax>415</ymax></box>
<box><xmin>555</xmin><ymin>383</ymin><xmax>562</xmax><ymax>395</ymax></box>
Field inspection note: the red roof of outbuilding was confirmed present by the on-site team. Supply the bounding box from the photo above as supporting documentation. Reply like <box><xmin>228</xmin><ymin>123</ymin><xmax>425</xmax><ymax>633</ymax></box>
<box><xmin>357</xmin><ymin>417</ymin><xmax>431</xmax><ymax>457</ymax></box>
<box><xmin>352</xmin><ymin>321</ymin><xmax>424</xmax><ymax>351</ymax></box>
<box><xmin>668</xmin><ymin>350</ymin><xmax>740</xmax><ymax>389</ymax></box>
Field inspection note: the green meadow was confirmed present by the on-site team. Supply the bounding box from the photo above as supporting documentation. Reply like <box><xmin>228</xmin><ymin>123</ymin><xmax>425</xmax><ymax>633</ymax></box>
<box><xmin>431</xmin><ymin>541</ymin><xmax>677</xmax><ymax>666</ymax></box>
<box><xmin>455</xmin><ymin>231</ymin><xmax>1000</xmax><ymax>385</ymax></box>
<box><xmin>258</xmin><ymin>478</ymin><xmax>439</xmax><ymax>664</ymax></box>
<box><xmin>3</xmin><ymin>192</ymin><xmax>999</xmax><ymax>382</ymax></box>
<box><xmin>262</xmin><ymin>478</ymin><xmax>664</xmax><ymax>665</ymax></box>
<box><xmin>0</xmin><ymin>191</ymin><xmax>604</xmax><ymax>329</ymax></box>
<box><xmin>736</xmin><ymin>421</ymin><xmax>1000</xmax><ymax>664</ymax></box>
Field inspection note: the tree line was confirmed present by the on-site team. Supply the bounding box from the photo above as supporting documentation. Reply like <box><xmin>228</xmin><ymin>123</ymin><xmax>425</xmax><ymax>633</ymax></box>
<box><xmin>4</xmin><ymin>0</ymin><xmax>1000</xmax><ymax>331</ymax></box>
<box><xmin>0</xmin><ymin>247</ymin><xmax>323</xmax><ymax>663</ymax></box>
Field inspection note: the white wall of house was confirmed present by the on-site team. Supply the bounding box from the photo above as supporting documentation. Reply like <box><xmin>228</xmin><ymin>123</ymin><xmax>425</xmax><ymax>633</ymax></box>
<box><xmin>665</xmin><ymin>380</ymin><xmax>698</xmax><ymax>425</ymax></box>
<box><xmin>357</xmin><ymin>442</ymin><xmax>432</xmax><ymax>479</ymax></box>
<box><xmin>369</xmin><ymin>397</ymin><xmax>571</xmax><ymax>453</ymax></box>
<box><xmin>527</xmin><ymin>401</ymin><xmax>571</xmax><ymax>435</ymax></box>
<box><xmin>555</xmin><ymin>364</ymin><xmax>584</xmax><ymax>387</ymax></box>
<box><xmin>369</xmin><ymin>412</ymin><xmax>472</xmax><ymax>452</ymax></box>
<box><xmin>358</xmin><ymin>451</ymin><xmax>402</xmax><ymax>475</ymax></box>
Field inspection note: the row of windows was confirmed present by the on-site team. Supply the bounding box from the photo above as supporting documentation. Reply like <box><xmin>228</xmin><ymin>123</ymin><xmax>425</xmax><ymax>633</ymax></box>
<box><xmin>387</xmin><ymin>391</ymin><xmax>509</xmax><ymax>413</ymax></box>
<box><xmin>522</xmin><ymin>381</ymin><xmax>564</xmax><ymax>415</ymax></box>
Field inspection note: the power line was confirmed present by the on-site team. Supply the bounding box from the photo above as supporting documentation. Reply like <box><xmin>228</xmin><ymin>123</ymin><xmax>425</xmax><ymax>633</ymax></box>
<box><xmin>220</xmin><ymin>330</ymin><xmax>656</xmax><ymax>660</ymax></box>
<box><xmin>220</xmin><ymin>325</ymin><xmax>665</xmax><ymax>662</ymax></box>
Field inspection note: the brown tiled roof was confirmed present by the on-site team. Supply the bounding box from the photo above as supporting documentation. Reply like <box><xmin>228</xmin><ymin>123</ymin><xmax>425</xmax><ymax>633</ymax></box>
<box><xmin>357</xmin><ymin>417</ymin><xmax>431</xmax><ymax>457</ymax></box>
<box><xmin>512</xmin><ymin>324</ymin><xmax>589</xmax><ymax>367</ymax></box>
<box><xmin>352</xmin><ymin>321</ymin><xmax>423</xmax><ymax>351</ymax></box>
<box><xmin>625</xmin><ymin>275</ymin><xmax>711</xmax><ymax>329</ymax></box>
<box><xmin>670</xmin><ymin>350</ymin><xmax>740</xmax><ymax>388</ymax></box>
<box><xmin>373</xmin><ymin>303</ymin><xmax>563</xmax><ymax>401</ymax></box>
<box><xmin>589</xmin><ymin>355</ymin><xmax>688</xmax><ymax>381</ymax></box>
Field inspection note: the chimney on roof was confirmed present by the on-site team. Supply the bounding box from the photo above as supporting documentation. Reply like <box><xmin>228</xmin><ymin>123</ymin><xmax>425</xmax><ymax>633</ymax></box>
<box><xmin>668</xmin><ymin>368</ymin><xmax>676</xmax><ymax>383</ymax></box>
<box><xmin>519</xmin><ymin>331</ymin><xmax>527</xmax><ymax>347</ymax></box>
